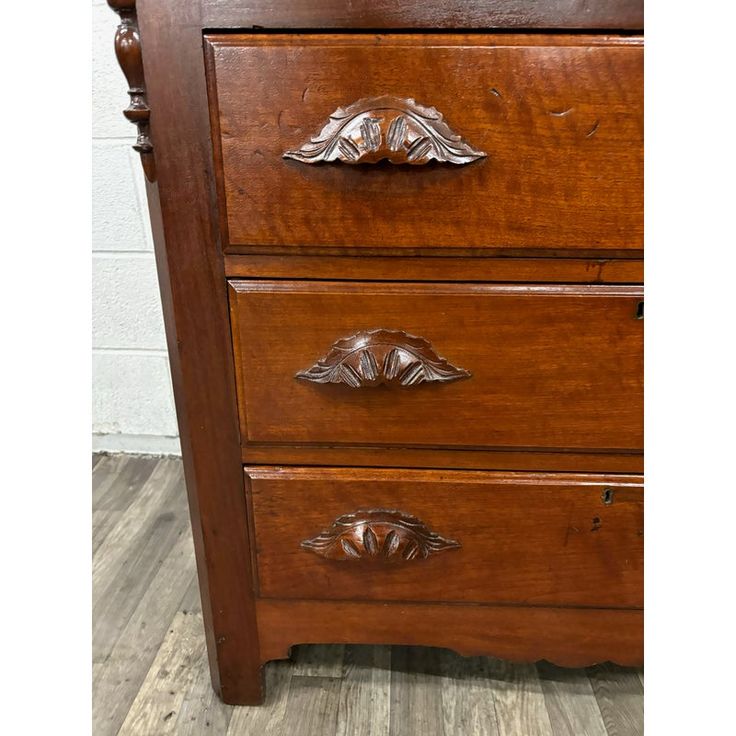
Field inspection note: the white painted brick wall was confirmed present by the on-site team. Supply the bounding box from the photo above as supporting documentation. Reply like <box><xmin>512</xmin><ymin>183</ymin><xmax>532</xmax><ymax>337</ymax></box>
<box><xmin>92</xmin><ymin>0</ymin><xmax>180</xmax><ymax>455</ymax></box>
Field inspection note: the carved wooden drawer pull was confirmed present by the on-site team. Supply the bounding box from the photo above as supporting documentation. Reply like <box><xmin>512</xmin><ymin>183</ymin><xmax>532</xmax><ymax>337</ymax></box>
<box><xmin>301</xmin><ymin>509</ymin><xmax>461</xmax><ymax>562</ymax></box>
<box><xmin>295</xmin><ymin>328</ymin><xmax>471</xmax><ymax>388</ymax></box>
<box><xmin>283</xmin><ymin>96</ymin><xmax>486</xmax><ymax>165</ymax></box>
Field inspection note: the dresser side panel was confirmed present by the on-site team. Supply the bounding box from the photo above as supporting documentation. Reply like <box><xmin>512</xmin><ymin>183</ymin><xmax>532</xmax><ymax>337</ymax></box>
<box><xmin>135</xmin><ymin>0</ymin><xmax>262</xmax><ymax>705</ymax></box>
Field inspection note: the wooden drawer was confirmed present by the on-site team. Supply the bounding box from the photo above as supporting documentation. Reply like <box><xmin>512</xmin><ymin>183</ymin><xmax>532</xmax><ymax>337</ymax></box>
<box><xmin>206</xmin><ymin>34</ymin><xmax>642</xmax><ymax>254</ymax></box>
<box><xmin>246</xmin><ymin>467</ymin><xmax>643</xmax><ymax>608</ymax></box>
<box><xmin>229</xmin><ymin>281</ymin><xmax>643</xmax><ymax>455</ymax></box>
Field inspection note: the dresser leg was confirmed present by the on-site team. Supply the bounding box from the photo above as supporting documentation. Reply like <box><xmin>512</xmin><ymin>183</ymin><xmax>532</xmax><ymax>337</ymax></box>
<box><xmin>215</xmin><ymin>663</ymin><xmax>265</xmax><ymax>706</ymax></box>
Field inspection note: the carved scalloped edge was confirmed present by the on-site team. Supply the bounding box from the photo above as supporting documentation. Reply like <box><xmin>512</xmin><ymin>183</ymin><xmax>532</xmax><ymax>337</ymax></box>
<box><xmin>301</xmin><ymin>508</ymin><xmax>461</xmax><ymax>562</ymax></box>
<box><xmin>264</xmin><ymin>640</ymin><xmax>641</xmax><ymax>670</ymax></box>
<box><xmin>259</xmin><ymin>602</ymin><xmax>643</xmax><ymax>668</ymax></box>
<box><xmin>107</xmin><ymin>0</ymin><xmax>156</xmax><ymax>181</ymax></box>
<box><xmin>284</xmin><ymin>95</ymin><xmax>487</xmax><ymax>165</ymax></box>
<box><xmin>295</xmin><ymin>328</ymin><xmax>471</xmax><ymax>388</ymax></box>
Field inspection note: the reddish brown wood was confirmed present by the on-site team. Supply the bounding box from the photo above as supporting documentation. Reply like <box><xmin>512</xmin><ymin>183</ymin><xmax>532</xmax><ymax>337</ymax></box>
<box><xmin>283</xmin><ymin>95</ymin><xmax>487</xmax><ymax>165</ymax></box>
<box><xmin>257</xmin><ymin>600</ymin><xmax>643</xmax><ymax>667</ymax></box>
<box><xmin>201</xmin><ymin>1</ymin><xmax>643</xmax><ymax>31</ymax></box>
<box><xmin>295</xmin><ymin>328</ymin><xmax>471</xmax><ymax>388</ymax></box>
<box><xmin>246</xmin><ymin>468</ymin><xmax>643</xmax><ymax>608</ymax></box>
<box><xmin>224</xmin><ymin>246</ymin><xmax>644</xmax><ymax>259</ymax></box>
<box><xmin>229</xmin><ymin>281</ymin><xmax>643</xmax><ymax>453</ymax></box>
<box><xmin>206</xmin><ymin>34</ymin><xmax>642</xmax><ymax>253</ymax></box>
<box><xmin>301</xmin><ymin>509</ymin><xmax>462</xmax><ymax>562</ymax></box>
<box><xmin>243</xmin><ymin>445</ymin><xmax>643</xmax><ymax>474</ymax></box>
<box><xmin>131</xmin><ymin>0</ymin><xmax>262</xmax><ymax>705</ymax></box>
<box><xmin>115</xmin><ymin>0</ymin><xmax>644</xmax><ymax>705</ymax></box>
<box><xmin>223</xmin><ymin>255</ymin><xmax>644</xmax><ymax>284</ymax></box>
<box><xmin>107</xmin><ymin>0</ymin><xmax>155</xmax><ymax>181</ymax></box>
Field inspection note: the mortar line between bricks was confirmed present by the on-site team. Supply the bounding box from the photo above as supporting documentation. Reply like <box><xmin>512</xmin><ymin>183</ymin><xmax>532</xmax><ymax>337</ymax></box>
<box><xmin>92</xmin><ymin>251</ymin><xmax>156</xmax><ymax>258</ymax></box>
<box><xmin>93</xmin><ymin>347</ymin><xmax>170</xmax><ymax>357</ymax></box>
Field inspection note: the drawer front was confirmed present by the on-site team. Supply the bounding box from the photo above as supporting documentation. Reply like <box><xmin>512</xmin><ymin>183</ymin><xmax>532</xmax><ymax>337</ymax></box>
<box><xmin>229</xmin><ymin>281</ymin><xmax>643</xmax><ymax>453</ymax></box>
<box><xmin>206</xmin><ymin>34</ymin><xmax>642</xmax><ymax>253</ymax></box>
<box><xmin>247</xmin><ymin>467</ymin><xmax>643</xmax><ymax>608</ymax></box>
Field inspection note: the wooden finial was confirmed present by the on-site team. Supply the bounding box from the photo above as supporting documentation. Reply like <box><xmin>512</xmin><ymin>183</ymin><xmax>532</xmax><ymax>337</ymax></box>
<box><xmin>107</xmin><ymin>0</ymin><xmax>156</xmax><ymax>181</ymax></box>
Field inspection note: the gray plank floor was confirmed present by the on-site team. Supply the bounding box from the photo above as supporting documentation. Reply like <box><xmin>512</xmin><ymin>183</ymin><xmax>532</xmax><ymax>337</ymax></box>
<box><xmin>93</xmin><ymin>454</ymin><xmax>644</xmax><ymax>736</ymax></box>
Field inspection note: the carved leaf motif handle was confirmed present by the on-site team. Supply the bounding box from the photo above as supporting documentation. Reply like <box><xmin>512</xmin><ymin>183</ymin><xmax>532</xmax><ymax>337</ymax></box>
<box><xmin>301</xmin><ymin>509</ymin><xmax>461</xmax><ymax>562</ymax></box>
<box><xmin>295</xmin><ymin>329</ymin><xmax>471</xmax><ymax>388</ymax></box>
<box><xmin>283</xmin><ymin>96</ymin><xmax>486</xmax><ymax>165</ymax></box>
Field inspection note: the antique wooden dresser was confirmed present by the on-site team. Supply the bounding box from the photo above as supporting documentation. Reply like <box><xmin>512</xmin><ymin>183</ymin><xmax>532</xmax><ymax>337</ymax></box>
<box><xmin>108</xmin><ymin>0</ymin><xmax>643</xmax><ymax>704</ymax></box>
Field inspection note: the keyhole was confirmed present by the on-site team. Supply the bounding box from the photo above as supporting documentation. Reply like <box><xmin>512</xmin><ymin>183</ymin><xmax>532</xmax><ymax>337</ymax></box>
<box><xmin>602</xmin><ymin>488</ymin><xmax>614</xmax><ymax>505</ymax></box>
<box><xmin>635</xmin><ymin>301</ymin><xmax>644</xmax><ymax>320</ymax></box>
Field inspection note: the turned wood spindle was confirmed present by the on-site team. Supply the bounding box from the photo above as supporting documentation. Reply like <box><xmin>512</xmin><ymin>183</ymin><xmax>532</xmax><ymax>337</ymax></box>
<box><xmin>107</xmin><ymin>0</ymin><xmax>156</xmax><ymax>182</ymax></box>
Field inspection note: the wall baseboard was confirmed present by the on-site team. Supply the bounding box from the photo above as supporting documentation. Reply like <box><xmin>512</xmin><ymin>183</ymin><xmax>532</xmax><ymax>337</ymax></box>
<box><xmin>92</xmin><ymin>433</ymin><xmax>181</xmax><ymax>457</ymax></box>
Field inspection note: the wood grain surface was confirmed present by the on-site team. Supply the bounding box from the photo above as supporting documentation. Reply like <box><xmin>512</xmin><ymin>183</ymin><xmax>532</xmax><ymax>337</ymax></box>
<box><xmin>201</xmin><ymin>0</ymin><xmax>644</xmax><ymax>30</ymax></box>
<box><xmin>223</xmin><ymin>255</ymin><xmax>644</xmax><ymax>283</ymax></box>
<box><xmin>247</xmin><ymin>467</ymin><xmax>643</xmax><ymax>608</ymax></box>
<box><xmin>207</xmin><ymin>35</ymin><xmax>642</xmax><ymax>253</ymax></box>
<box><xmin>135</xmin><ymin>0</ymin><xmax>262</xmax><ymax>704</ymax></box>
<box><xmin>229</xmin><ymin>281</ymin><xmax>644</xmax><ymax>454</ymax></box>
<box><xmin>242</xmin><ymin>444</ymin><xmax>644</xmax><ymax>474</ymax></box>
<box><xmin>257</xmin><ymin>600</ymin><xmax>643</xmax><ymax>668</ymax></box>
<box><xmin>122</xmin><ymin>0</ymin><xmax>645</xmax><ymax>707</ymax></box>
